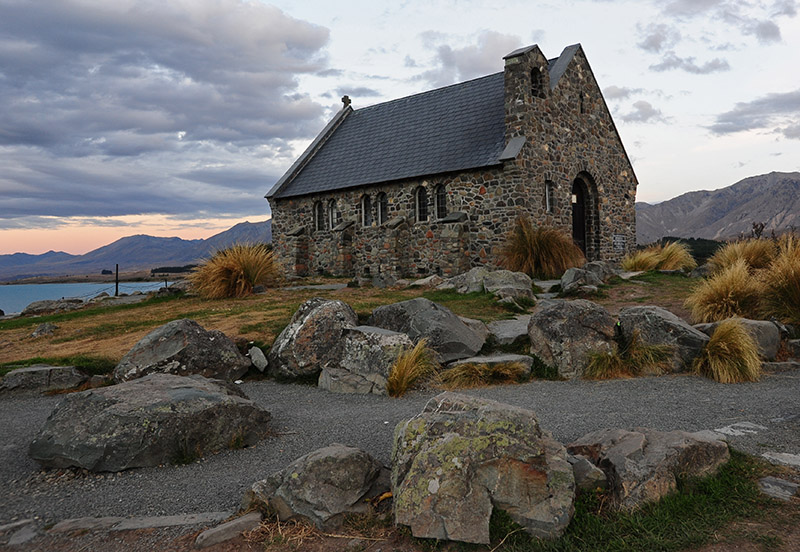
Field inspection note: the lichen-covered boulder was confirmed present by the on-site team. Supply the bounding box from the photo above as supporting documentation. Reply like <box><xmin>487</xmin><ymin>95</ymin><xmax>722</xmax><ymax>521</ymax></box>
<box><xmin>444</xmin><ymin>267</ymin><xmax>491</xmax><ymax>294</ymax></box>
<box><xmin>268</xmin><ymin>298</ymin><xmax>358</xmax><ymax>379</ymax></box>
<box><xmin>488</xmin><ymin>315</ymin><xmax>531</xmax><ymax>346</ymax></box>
<box><xmin>29</xmin><ymin>374</ymin><xmax>271</xmax><ymax>471</ymax></box>
<box><xmin>528</xmin><ymin>300</ymin><xmax>616</xmax><ymax>379</ymax></box>
<box><xmin>483</xmin><ymin>270</ymin><xmax>535</xmax><ymax>303</ymax></box>
<box><xmin>618</xmin><ymin>306</ymin><xmax>709</xmax><ymax>372</ymax></box>
<box><xmin>113</xmin><ymin>319</ymin><xmax>251</xmax><ymax>383</ymax></box>
<box><xmin>244</xmin><ymin>444</ymin><xmax>389</xmax><ymax>530</ymax></box>
<box><xmin>583</xmin><ymin>261</ymin><xmax>619</xmax><ymax>283</ymax></box>
<box><xmin>0</xmin><ymin>365</ymin><xmax>87</xmax><ymax>395</ymax></box>
<box><xmin>21</xmin><ymin>298</ymin><xmax>84</xmax><ymax>316</ymax></box>
<box><xmin>694</xmin><ymin>318</ymin><xmax>781</xmax><ymax>361</ymax></box>
<box><xmin>368</xmin><ymin>298</ymin><xmax>485</xmax><ymax>363</ymax></box>
<box><xmin>318</xmin><ymin>326</ymin><xmax>413</xmax><ymax>395</ymax></box>
<box><xmin>392</xmin><ymin>392</ymin><xmax>574</xmax><ymax>545</ymax></box>
<box><xmin>568</xmin><ymin>428</ymin><xmax>729</xmax><ymax>510</ymax></box>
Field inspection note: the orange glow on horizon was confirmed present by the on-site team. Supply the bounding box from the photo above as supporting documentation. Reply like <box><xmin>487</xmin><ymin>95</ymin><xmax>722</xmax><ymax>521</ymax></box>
<box><xmin>0</xmin><ymin>215</ymin><xmax>271</xmax><ymax>255</ymax></box>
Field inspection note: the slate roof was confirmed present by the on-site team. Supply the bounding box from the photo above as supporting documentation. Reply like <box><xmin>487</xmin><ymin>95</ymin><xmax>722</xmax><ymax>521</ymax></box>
<box><xmin>269</xmin><ymin>44</ymin><xmax>580</xmax><ymax>200</ymax></box>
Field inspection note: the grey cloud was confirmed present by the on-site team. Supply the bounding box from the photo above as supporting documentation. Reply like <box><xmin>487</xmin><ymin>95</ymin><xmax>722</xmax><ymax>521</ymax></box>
<box><xmin>0</xmin><ymin>0</ymin><xmax>331</xmax><ymax>222</ymax></box>
<box><xmin>637</xmin><ymin>23</ymin><xmax>681</xmax><ymax>53</ymax></box>
<box><xmin>337</xmin><ymin>87</ymin><xmax>382</xmax><ymax>98</ymax></box>
<box><xmin>649</xmin><ymin>52</ymin><xmax>730</xmax><ymax>74</ymax></box>
<box><xmin>745</xmin><ymin>19</ymin><xmax>782</xmax><ymax>42</ymax></box>
<box><xmin>603</xmin><ymin>85</ymin><xmax>644</xmax><ymax>100</ymax></box>
<box><xmin>663</xmin><ymin>0</ymin><xmax>725</xmax><ymax>17</ymax></box>
<box><xmin>620</xmin><ymin>101</ymin><xmax>667</xmax><ymax>123</ymax></box>
<box><xmin>772</xmin><ymin>0</ymin><xmax>798</xmax><ymax>16</ymax></box>
<box><xmin>416</xmin><ymin>31</ymin><xmax>522</xmax><ymax>87</ymax></box>
<box><xmin>709</xmin><ymin>89</ymin><xmax>800</xmax><ymax>138</ymax></box>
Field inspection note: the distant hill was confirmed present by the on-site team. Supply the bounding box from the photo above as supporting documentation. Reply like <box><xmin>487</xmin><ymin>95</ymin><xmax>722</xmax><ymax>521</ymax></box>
<box><xmin>0</xmin><ymin>220</ymin><xmax>271</xmax><ymax>281</ymax></box>
<box><xmin>636</xmin><ymin>172</ymin><xmax>800</xmax><ymax>244</ymax></box>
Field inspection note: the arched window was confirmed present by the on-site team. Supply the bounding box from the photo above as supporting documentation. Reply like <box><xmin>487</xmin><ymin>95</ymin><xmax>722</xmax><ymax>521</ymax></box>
<box><xmin>545</xmin><ymin>180</ymin><xmax>555</xmax><ymax>214</ymax></box>
<box><xmin>434</xmin><ymin>184</ymin><xmax>447</xmax><ymax>220</ymax></box>
<box><xmin>327</xmin><ymin>199</ymin><xmax>340</xmax><ymax>230</ymax></box>
<box><xmin>415</xmin><ymin>187</ymin><xmax>428</xmax><ymax>223</ymax></box>
<box><xmin>377</xmin><ymin>192</ymin><xmax>388</xmax><ymax>225</ymax></box>
<box><xmin>361</xmin><ymin>195</ymin><xmax>372</xmax><ymax>227</ymax></box>
<box><xmin>313</xmin><ymin>201</ymin><xmax>324</xmax><ymax>231</ymax></box>
<box><xmin>531</xmin><ymin>67</ymin><xmax>545</xmax><ymax>99</ymax></box>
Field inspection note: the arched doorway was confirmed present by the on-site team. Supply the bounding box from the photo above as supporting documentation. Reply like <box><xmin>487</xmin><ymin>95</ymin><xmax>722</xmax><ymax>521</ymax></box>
<box><xmin>571</xmin><ymin>178</ymin><xmax>587</xmax><ymax>255</ymax></box>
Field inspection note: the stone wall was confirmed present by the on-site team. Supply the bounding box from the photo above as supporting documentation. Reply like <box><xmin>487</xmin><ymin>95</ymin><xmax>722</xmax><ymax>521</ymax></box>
<box><xmin>269</xmin><ymin>44</ymin><xmax>637</xmax><ymax>279</ymax></box>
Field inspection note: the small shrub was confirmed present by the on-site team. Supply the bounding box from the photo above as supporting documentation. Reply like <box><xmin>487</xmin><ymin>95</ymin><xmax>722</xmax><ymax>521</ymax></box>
<box><xmin>708</xmin><ymin>239</ymin><xmax>776</xmax><ymax>273</ymax></box>
<box><xmin>386</xmin><ymin>339</ymin><xmax>440</xmax><ymax>397</ymax></box>
<box><xmin>584</xmin><ymin>331</ymin><xmax>672</xmax><ymax>379</ymax></box>
<box><xmin>440</xmin><ymin>361</ymin><xmax>528</xmax><ymax>389</ymax></box>
<box><xmin>189</xmin><ymin>243</ymin><xmax>279</xmax><ymax>299</ymax></box>
<box><xmin>693</xmin><ymin>318</ymin><xmax>761</xmax><ymax>383</ymax></box>
<box><xmin>621</xmin><ymin>241</ymin><xmax>696</xmax><ymax>272</ymax></box>
<box><xmin>684</xmin><ymin>260</ymin><xmax>763</xmax><ymax>322</ymax></box>
<box><xmin>762</xmin><ymin>243</ymin><xmax>800</xmax><ymax>325</ymax></box>
<box><xmin>499</xmin><ymin>217</ymin><xmax>585</xmax><ymax>279</ymax></box>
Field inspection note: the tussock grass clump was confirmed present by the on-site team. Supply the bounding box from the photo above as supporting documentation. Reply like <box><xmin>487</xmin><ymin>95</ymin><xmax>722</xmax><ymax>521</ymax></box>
<box><xmin>621</xmin><ymin>241</ymin><xmax>696</xmax><ymax>272</ymax></box>
<box><xmin>684</xmin><ymin>260</ymin><xmax>763</xmax><ymax>322</ymax></box>
<box><xmin>440</xmin><ymin>361</ymin><xmax>528</xmax><ymax>389</ymax></box>
<box><xmin>584</xmin><ymin>331</ymin><xmax>672</xmax><ymax>380</ymax></box>
<box><xmin>499</xmin><ymin>217</ymin><xmax>585</xmax><ymax>279</ymax></box>
<box><xmin>762</xmin><ymin>242</ymin><xmax>800</xmax><ymax>325</ymax></box>
<box><xmin>189</xmin><ymin>243</ymin><xmax>279</xmax><ymax>299</ymax></box>
<box><xmin>708</xmin><ymin>239</ymin><xmax>776</xmax><ymax>273</ymax></box>
<box><xmin>386</xmin><ymin>339</ymin><xmax>440</xmax><ymax>397</ymax></box>
<box><xmin>693</xmin><ymin>318</ymin><xmax>761</xmax><ymax>383</ymax></box>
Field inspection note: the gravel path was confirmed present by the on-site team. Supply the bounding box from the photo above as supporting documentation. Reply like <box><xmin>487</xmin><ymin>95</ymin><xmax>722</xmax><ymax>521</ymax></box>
<box><xmin>2</xmin><ymin>370</ymin><xmax>799</xmax><ymax>526</ymax></box>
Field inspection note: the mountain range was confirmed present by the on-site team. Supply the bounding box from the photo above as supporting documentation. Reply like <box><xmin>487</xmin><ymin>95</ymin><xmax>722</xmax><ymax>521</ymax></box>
<box><xmin>636</xmin><ymin>171</ymin><xmax>800</xmax><ymax>244</ymax></box>
<box><xmin>0</xmin><ymin>220</ymin><xmax>271</xmax><ymax>281</ymax></box>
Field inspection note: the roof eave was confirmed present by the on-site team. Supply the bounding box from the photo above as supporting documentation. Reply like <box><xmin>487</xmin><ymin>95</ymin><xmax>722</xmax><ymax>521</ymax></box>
<box><xmin>265</xmin><ymin>105</ymin><xmax>353</xmax><ymax>200</ymax></box>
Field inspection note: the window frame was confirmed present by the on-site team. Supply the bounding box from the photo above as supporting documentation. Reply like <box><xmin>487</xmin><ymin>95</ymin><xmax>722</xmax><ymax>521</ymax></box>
<box><xmin>434</xmin><ymin>184</ymin><xmax>447</xmax><ymax>220</ymax></box>
<box><xmin>313</xmin><ymin>201</ymin><xmax>324</xmax><ymax>231</ymax></box>
<box><xmin>545</xmin><ymin>180</ymin><xmax>555</xmax><ymax>214</ymax></box>
<box><xmin>327</xmin><ymin>199</ymin><xmax>339</xmax><ymax>230</ymax></box>
<box><xmin>415</xmin><ymin>186</ymin><xmax>429</xmax><ymax>223</ymax></box>
<box><xmin>361</xmin><ymin>194</ymin><xmax>372</xmax><ymax>227</ymax></box>
<box><xmin>377</xmin><ymin>192</ymin><xmax>388</xmax><ymax>225</ymax></box>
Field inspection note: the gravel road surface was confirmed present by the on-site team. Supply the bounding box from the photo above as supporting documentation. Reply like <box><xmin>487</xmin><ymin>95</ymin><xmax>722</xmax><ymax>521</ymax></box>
<box><xmin>1</xmin><ymin>370</ymin><xmax>798</xmax><ymax>526</ymax></box>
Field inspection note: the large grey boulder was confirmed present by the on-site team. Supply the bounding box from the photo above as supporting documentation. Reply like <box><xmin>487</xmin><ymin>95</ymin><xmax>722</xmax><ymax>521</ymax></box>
<box><xmin>618</xmin><ymin>306</ymin><xmax>709</xmax><ymax>372</ymax></box>
<box><xmin>268</xmin><ymin>298</ymin><xmax>358</xmax><ymax>379</ymax></box>
<box><xmin>560</xmin><ymin>268</ymin><xmax>602</xmax><ymax>294</ymax></box>
<box><xmin>244</xmin><ymin>444</ymin><xmax>389</xmax><ymax>530</ymax></box>
<box><xmin>449</xmin><ymin>354</ymin><xmax>535</xmax><ymax>375</ymax></box>
<box><xmin>488</xmin><ymin>315</ymin><xmax>531</xmax><ymax>346</ymax></box>
<box><xmin>583</xmin><ymin>261</ymin><xmax>619</xmax><ymax>283</ymax></box>
<box><xmin>693</xmin><ymin>318</ymin><xmax>781</xmax><ymax>360</ymax></box>
<box><xmin>444</xmin><ymin>267</ymin><xmax>490</xmax><ymax>294</ymax></box>
<box><xmin>0</xmin><ymin>365</ymin><xmax>87</xmax><ymax>395</ymax></box>
<box><xmin>528</xmin><ymin>300</ymin><xmax>616</xmax><ymax>379</ymax></box>
<box><xmin>113</xmin><ymin>319</ymin><xmax>251</xmax><ymax>383</ymax></box>
<box><xmin>318</xmin><ymin>326</ymin><xmax>413</xmax><ymax>395</ymax></box>
<box><xmin>368</xmin><ymin>298</ymin><xmax>485</xmax><ymax>363</ymax></box>
<box><xmin>392</xmin><ymin>392</ymin><xmax>574</xmax><ymax>545</ymax></box>
<box><xmin>29</xmin><ymin>374</ymin><xmax>270</xmax><ymax>471</ymax></box>
<box><xmin>443</xmin><ymin>267</ymin><xmax>534</xmax><ymax>304</ymax></box>
<box><xmin>568</xmin><ymin>428</ymin><xmax>729</xmax><ymax>510</ymax></box>
<box><xmin>21</xmin><ymin>298</ymin><xmax>84</xmax><ymax>316</ymax></box>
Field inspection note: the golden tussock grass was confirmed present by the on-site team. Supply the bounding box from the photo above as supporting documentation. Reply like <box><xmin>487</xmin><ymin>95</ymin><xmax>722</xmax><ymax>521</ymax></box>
<box><xmin>385</xmin><ymin>339</ymin><xmax>440</xmax><ymax>397</ymax></box>
<box><xmin>440</xmin><ymin>361</ymin><xmax>528</xmax><ymax>389</ymax></box>
<box><xmin>684</xmin><ymin>260</ymin><xmax>763</xmax><ymax>323</ymax></box>
<box><xmin>708</xmin><ymin>239</ymin><xmax>776</xmax><ymax>274</ymax></box>
<box><xmin>621</xmin><ymin>241</ymin><xmax>696</xmax><ymax>272</ymax></box>
<box><xmin>189</xmin><ymin>243</ymin><xmax>280</xmax><ymax>299</ymax></box>
<box><xmin>499</xmin><ymin>217</ymin><xmax>585</xmax><ymax>279</ymax></box>
<box><xmin>693</xmin><ymin>318</ymin><xmax>761</xmax><ymax>383</ymax></box>
<box><xmin>584</xmin><ymin>330</ymin><xmax>672</xmax><ymax>380</ymax></box>
<box><xmin>761</xmin><ymin>240</ymin><xmax>800</xmax><ymax>325</ymax></box>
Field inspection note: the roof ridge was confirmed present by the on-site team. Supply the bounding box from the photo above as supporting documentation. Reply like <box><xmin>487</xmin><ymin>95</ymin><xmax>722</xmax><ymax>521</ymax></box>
<box><xmin>352</xmin><ymin>71</ymin><xmax>503</xmax><ymax>113</ymax></box>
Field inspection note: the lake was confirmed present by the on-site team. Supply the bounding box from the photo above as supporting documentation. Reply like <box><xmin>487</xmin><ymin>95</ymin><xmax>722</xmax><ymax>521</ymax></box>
<box><xmin>0</xmin><ymin>282</ymin><xmax>173</xmax><ymax>315</ymax></box>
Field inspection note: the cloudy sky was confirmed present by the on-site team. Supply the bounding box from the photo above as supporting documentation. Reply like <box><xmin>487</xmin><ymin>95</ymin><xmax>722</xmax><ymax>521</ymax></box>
<box><xmin>1</xmin><ymin>0</ymin><xmax>799</xmax><ymax>254</ymax></box>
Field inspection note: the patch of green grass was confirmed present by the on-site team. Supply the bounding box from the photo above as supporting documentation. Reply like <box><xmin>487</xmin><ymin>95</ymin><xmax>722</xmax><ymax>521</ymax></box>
<box><xmin>0</xmin><ymin>294</ymin><xmax>184</xmax><ymax>332</ymax></box>
<box><xmin>421</xmin><ymin>289</ymin><xmax>514</xmax><ymax>322</ymax></box>
<box><xmin>480</xmin><ymin>449</ymin><xmax>770</xmax><ymax>552</ymax></box>
<box><xmin>530</xmin><ymin>354</ymin><xmax>560</xmax><ymax>380</ymax></box>
<box><xmin>0</xmin><ymin>354</ymin><xmax>117</xmax><ymax>377</ymax></box>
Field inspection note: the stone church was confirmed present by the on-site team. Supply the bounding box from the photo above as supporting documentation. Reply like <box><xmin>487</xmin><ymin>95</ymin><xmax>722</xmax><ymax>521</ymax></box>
<box><xmin>266</xmin><ymin>43</ymin><xmax>637</xmax><ymax>279</ymax></box>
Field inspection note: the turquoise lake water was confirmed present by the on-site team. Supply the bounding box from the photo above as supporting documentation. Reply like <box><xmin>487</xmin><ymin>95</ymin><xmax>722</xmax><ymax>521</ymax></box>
<box><xmin>0</xmin><ymin>282</ymin><xmax>172</xmax><ymax>315</ymax></box>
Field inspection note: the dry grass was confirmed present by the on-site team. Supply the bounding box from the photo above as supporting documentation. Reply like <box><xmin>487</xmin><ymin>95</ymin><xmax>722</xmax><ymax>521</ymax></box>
<box><xmin>762</xmin><ymin>239</ymin><xmax>800</xmax><ymax>325</ymax></box>
<box><xmin>440</xmin><ymin>361</ymin><xmax>528</xmax><ymax>389</ymax></box>
<box><xmin>684</xmin><ymin>260</ymin><xmax>764</xmax><ymax>323</ymax></box>
<box><xmin>708</xmin><ymin>239</ymin><xmax>776</xmax><ymax>274</ymax></box>
<box><xmin>621</xmin><ymin>241</ymin><xmax>696</xmax><ymax>272</ymax></box>
<box><xmin>385</xmin><ymin>339</ymin><xmax>440</xmax><ymax>397</ymax></box>
<box><xmin>693</xmin><ymin>318</ymin><xmax>761</xmax><ymax>383</ymax></box>
<box><xmin>189</xmin><ymin>243</ymin><xmax>280</xmax><ymax>299</ymax></box>
<box><xmin>499</xmin><ymin>217</ymin><xmax>585</xmax><ymax>279</ymax></box>
<box><xmin>584</xmin><ymin>331</ymin><xmax>673</xmax><ymax>379</ymax></box>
